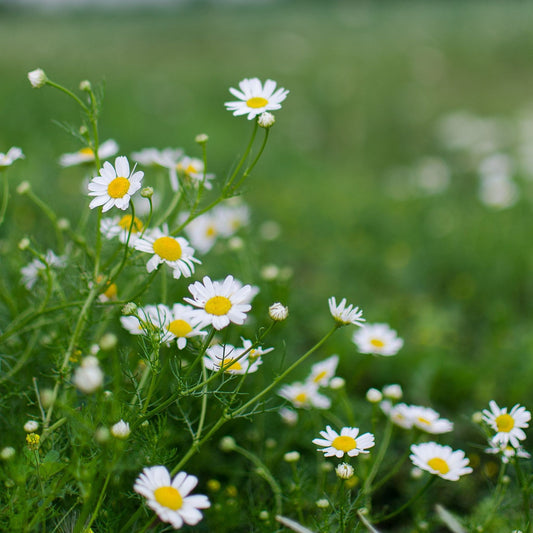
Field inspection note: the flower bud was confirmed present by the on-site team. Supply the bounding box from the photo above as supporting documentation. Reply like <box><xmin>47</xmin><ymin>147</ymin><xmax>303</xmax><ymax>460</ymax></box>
<box><xmin>24</xmin><ymin>420</ymin><xmax>39</xmax><ymax>433</ymax></box>
<box><xmin>269</xmin><ymin>302</ymin><xmax>288</xmax><ymax>321</ymax></box>
<box><xmin>28</xmin><ymin>69</ymin><xmax>47</xmax><ymax>88</ymax></box>
<box><xmin>316</xmin><ymin>498</ymin><xmax>329</xmax><ymax>509</ymax></box>
<box><xmin>79</xmin><ymin>80</ymin><xmax>91</xmax><ymax>91</ymax></box>
<box><xmin>111</xmin><ymin>419</ymin><xmax>131</xmax><ymax>439</ymax></box>
<box><xmin>329</xmin><ymin>377</ymin><xmax>345</xmax><ymax>390</ymax></box>
<box><xmin>219</xmin><ymin>436</ymin><xmax>237</xmax><ymax>452</ymax></box>
<box><xmin>141</xmin><ymin>186</ymin><xmax>154</xmax><ymax>198</ymax></box>
<box><xmin>122</xmin><ymin>302</ymin><xmax>138</xmax><ymax>316</ymax></box>
<box><xmin>17</xmin><ymin>181</ymin><xmax>31</xmax><ymax>195</ymax></box>
<box><xmin>99</xmin><ymin>332</ymin><xmax>117</xmax><ymax>351</ymax></box>
<box><xmin>0</xmin><ymin>447</ymin><xmax>15</xmax><ymax>461</ymax></box>
<box><xmin>258</xmin><ymin>112</ymin><xmax>275</xmax><ymax>128</ymax></box>
<box><xmin>366</xmin><ymin>388</ymin><xmax>383</xmax><ymax>403</ymax></box>
<box><xmin>195</xmin><ymin>133</ymin><xmax>209</xmax><ymax>144</ymax></box>
<box><xmin>382</xmin><ymin>384</ymin><xmax>402</xmax><ymax>400</ymax></box>
<box><xmin>18</xmin><ymin>237</ymin><xmax>30</xmax><ymax>250</ymax></box>
<box><xmin>73</xmin><ymin>356</ymin><xmax>103</xmax><ymax>394</ymax></box>
<box><xmin>336</xmin><ymin>462</ymin><xmax>354</xmax><ymax>479</ymax></box>
<box><xmin>283</xmin><ymin>451</ymin><xmax>300</xmax><ymax>463</ymax></box>
<box><xmin>57</xmin><ymin>218</ymin><xmax>70</xmax><ymax>230</ymax></box>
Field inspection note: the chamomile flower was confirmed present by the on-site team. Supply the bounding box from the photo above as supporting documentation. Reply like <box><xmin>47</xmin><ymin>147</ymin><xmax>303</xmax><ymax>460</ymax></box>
<box><xmin>131</xmin><ymin>147</ymin><xmax>184</xmax><ymax>168</ymax></box>
<box><xmin>225</xmin><ymin>78</ymin><xmax>289</xmax><ymax>120</ymax></box>
<box><xmin>204</xmin><ymin>344</ymin><xmax>261</xmax><ymax>375</ymax></box>
<box><xmin>482</xmin><ymin>400</ymin><xmax>531</xmax><ymax>448</ymax></box>
<box><xmin>278</xmin><ymin>381</ymin><xmax>331</xmax><ymax>410</ymax></box>
<box><xmin>381</xmin><ymin>401</ymin><xmax>414</xmax><ymax>429</ymax></box>
<box><xmin>485</xmin><ymin>443</ymin><xmax>531</xmax><ymax>463</ymax></box>
<box><xmin>328</xmin><ymin>297</ymin><xmax>365</xmax><ymax>327</ymax></box>
<box><xmin>352</xmin><ymin>323</ymin><xmax>404</xmax><ymax>356</ymax></box>
<box><xmin>409</xmin><ymin>442</ymin><xmax>473</xmax><ymax>481</ymax></box>
<box><xmin>88</xmin><ymin>156</ymin><xmax>143</xmax><ymax>212</ymax></box>
<box><xmin>182</xmin><ymin>212</ymin><xmax>219</xmax><ymax>254</ymax></box>
<box><xmin>0</xmin><ymin>147</ymin><xmax>24</xmax><ymax>169</ymax></box>
<box><xmin>161</xmin><ymin>304</ymin><xmax>207</xmax><ymax>350</ymax></box>
<box><xmin>20</xmin><ymin>250</ymin><xmax>67</xmax><ymax>290</ymax></box>
<box><xmin>307</xmin><ymin>355</ymin><xmax>339</xmax><ymax>387</ymax></box>
<box><xmin>313</xmin><ymin>425</ymin><xmax>375</xmax><ymax>458</ymax></box>
<box><xmin>120</xmin><ymin>304</ymin><xmax>169</xmax><ymax>338</ymax></box>
<box><xmin>240</xmin><ymin>338</ymin><xmax>274</xmax><ymax>362</ymax></box>
<box><xmin>184</xmin><ymin>275</ymin><xmax>252</xmax><ymax>330</ymax></box>
<box><xmin>134</xmin><ymin>226</ymin><xmax>201</xmax><ymax>279</ymax></box>
<box><xmin>175</xmin><ymin>156</ymin><xmax>215</xmax><ymax>189</ymax></box>
<box><xmin>134</xmin><ymin>466</ymin><xmax>210</xmax><ymax>529</ymax></box>
<box><xmin>101</xmin><ymin>214</ymin><xmax>144</xmax><ymax>246</ymax></box>
<box><xmin>409</xmin><ymin>405</ymin><xmax>454</xmax><ymax>434</ymax></box>
<box><xmin>60</xmin><ymin>139</ymin><xmax>119</xmax><ymax>167</ymax></box>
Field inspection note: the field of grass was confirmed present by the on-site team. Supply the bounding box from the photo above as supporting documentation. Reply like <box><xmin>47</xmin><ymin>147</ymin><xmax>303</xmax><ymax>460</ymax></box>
<box><xmin>2</xmin><ymin>1</ymin><xmax>533</xmax><ymax>531</ymax></box>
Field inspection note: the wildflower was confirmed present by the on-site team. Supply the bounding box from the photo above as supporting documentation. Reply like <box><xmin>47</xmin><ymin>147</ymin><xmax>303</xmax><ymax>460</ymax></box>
<box><xmin>352</xmin><ymin>323</ymin><xmax>403</xmax><ymax>356</ymax></box>
<box><xmin>330</xmin><ymin>377</ymin><xmax>346</xmax><ymax>390</ymax></box>
<box><xmin>175</xmin><ymin>156</ymin><xmax>215</xmax><ymax>189</ymax></box>
<box><xmin>73</xmin><ymin>356</ymin><xmax>103</xmax><ymax>394</ymax></box>
<box><xmin>134</xmin><ymin>466</ymin><xmax>210</xmax><ymax>529</ymax></box>
<box><xmin>313</xmin><ymin>426</ymin><xmax>375</xmax><ymax>458</ymax></box>
<box><xmin>409</xmin><ymin>405</ymin><xmax>454</xmax><ymax>434</ymax></box>
<box><xmin>336</xmin><ymin>463</ymin><xmax>354</xmax><ymax>479</ymax></box>
<box><xmin>135</xmin><ymin>226</ymin><xmax>200</xmax><ymax>279</ymax></box>
<box><xmin>409</xmin><ymin>442</ymin><xmax>472</xmax><ymax>481</ymax></box>
<box><xmin>257</xmin><ymin>111</ymin><xmax>275</xmax><ymax>128</ymax></box>
<box><xmin>161</xmin><ymin>304</ymin><xmax>207</xmax><ymax>350</ymax></box>
<box><xmin>482</xmin><ymin>400</ymin><xmax>531</xmax><ymax>448</ymax></box>
<box><xmin>225</xmin><ymin>78</ymin><xmax>289</xmax><ymax>120</ymax></box>
<box><xmin>316</xmin><ymin>499</ymin><xmax>330</xmax><ymax>509</ymax></box>
<box><xmin>382</xmin><ymin>384</ymin><xmax>403</xmax><ymax>400</ymax></box>
<box><xmin>27</xmin><ymin>68</ymin><xmax>47</xmax><ymax>88</ymax></box>
<box><xmin>261</xmin><ymin>264</ymin><xmax>279</xmax><ymax>280</ymax></box>
<box><xmin>0</xmin><ymin>147</ymin><xmax>24</xmax><ymax>169</ymax></box>
<box><xmin>88</xmin><ymin>156</ymin><xmax>143</xmax><ymax>212</ymax></box>
<box><xmin>97</xmin><ymin>277</ymin><xmax>118</xmax><ymax>303</ymax></box>
<box><xmin>26</xmin><ymin>433</ymin><xmax>40</xmax><ymax>451</ymax></box>
<box><xmin>381</xmin><ymin>401</ymin><xmax>414</xmax><ymax>429</ymax></box>
<box><xmin>122</xmin><ymin>302</ymin><xmax>138</xmax><ymax>316</ymax></box>
<box><xmin>307</xmin><ymin>355</ymin><xmax>339</xmax><ymax>387</ymax></box>
<box><xmin>60</xmin><ymin>139</ymin><xmax>119</xmax><ymax>167</ymax></box>
<box><xmin>79</xmin><ymin>80</ymin><xmax>91</xmax><ymax>91</ymax></box>
<box><xmin>240</xmin><ymin>338</ymin><xmax>274</xmax><ymax>362</ymax></box>
<box><xmin>0</xmin><ymin>447</ymin><xmax>15</xmax><ymax>460</ymax></box>
<box><xmin>99</xmin><ymin>332</ymin><xmax>118</xmax><ymax>351</ymax></box>
<box><xmin>485</xmin><ymin>443</ymin><xmax>531</xmax><ymax>464</ymax></box>
<box><xmin>120</xmin><ymin>304</ymin><xmax>168</xmax><ymax>338</ymax></box>
<box><xmin>366</xmin><ymin>388</ymin><xmax>383</xmax><ymax>403</ymax></box>
<box><xmin>283</xmin><ymin>451</ymin><xmax>300</xmax><ymax>463</ymax></box>
<box><xmin>219</xmin><ymin>436</ymin><xmax>237</xmax><ymax>452</ymax></box>
<box><xmin>269</xmin><ymin>302</ymin><xmax>288</xmax><ymax>321</ymax></box>
<box><xmin>204</xmin><ymin>344</ymin><xmax>261</xmax><ymax>375</ymax></box>
<box><xmin>328</xmin><ymin>297</ymin><xmax>365</xmax><ymax>327</ymax></box>
<box><xmin>20</xmin><ymin>250</ymin><xmax>67</xmax><ymax>290</ymax></box>
<box><xmin>111</xmin><ymin>420</ymin><xmax>131</xmax><ymax>439</ymax></box>
<box><xmin>24</xmin><ymin>421</ymin><xmax>39</xmax><ymax>433</ymax></box>
<box><xmin>195</xmin><ymin>133</ymin><xmax>209</xmax><ymax>144</ymax></box>
<box><xmin>16</xmin><ymin>182</ymin><xmax>30</xmax><ymax>195</ymax></box>
<box><xmin>101</xmin><ymin>214</ymin><xmax>144</xmax><ymax>246</ymax></box>
<box><xmin>278</xmin><ymin>381</ymin><xmax>331</xmax><ymax>410</ymax></box>
<box><xmin>279</xmin><ymin>407</ymin><xmax>298</xmax><ymax>426</ymax></box>
<box><xmin>185</xmin><ymin>275</ymin><xmax>252</xmax><ymax>330</ymax></box>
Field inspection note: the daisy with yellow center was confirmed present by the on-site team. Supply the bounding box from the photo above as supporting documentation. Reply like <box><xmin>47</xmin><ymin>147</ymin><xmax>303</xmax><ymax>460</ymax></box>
<box><xmin>0</xmin><ymin>147</ymin><xmax>24</xmax><ymax>169</ymax></box>
<box><xmin>313</xmin><ymin>425</ymin><xmax>375</xmax><ymax>458</ymax></box>
<box><xmin>240</xmin><ymin>338</ymin><xmax>274</xmax><ymax>362</ymax></box>
<box><xmin>120</xmin><ymin>304</ymin><xmax>169</xmax><ymax>338</ymax></box>
<box><xmin>101</xmin><ymin>214</ymin><xmax>144</xmax><ymax>246</ymax></box>
<box><xmin>160</xmin><ymin>304</ymin><xmax>207</xmax><ymax>350</ymax></box>
<box><xmin>204</xmin><ymin>344</ymin><xmax>261</xmax><ymax>375</ymax></box>
<box><xmin>225</xmin><ymin>78</ymin><xmax>289</xmax><ymax>120</ymax></box>
<box><xmin>409</xmin><ymin>405</ymin><xmax>454</xmax><ymax>434</ymax></box>
<box><xmin>134</xmin><ymin>466</ymin><xmax>210</xmax><ymax>530</ymax></box>
<box><xmin>481</xmin><ymin>400</ymin><xmax>531</xmax><ymax>448</ymax></box>
<box><xmin>328</xmin><ymin>297</ymin><xmax>365</xmax><ymax>327</ymax></box>
<box><xmin>410</xmin><ymin>442</ymin><xmax>472</xmax><ymax>481</ymax></box>
<box><xmin>278</xmin><ymin>381</ymin><xmax>331</xmax><ymax>410</ymax></box>
<box><xmin>184</xmin><ymin>275</ymin><xmax>252</xmax><ymax>330</ymax></box>
<box><xmin>352</xmin><ymin>323</ymin><xmax>404</xmax><ymax>356</ymax></box>
<box><xmin>88</xmin><ymin>156</ymin><xmax>143</xmax><ymax>212</ymax></box>
<box><xmin>307</xmin><ymin>354</ymin><xmax>339</xmax><ymax>387</ymax></box>
<box><xmin>60</xmin><ymin>139</ymin><xmax>119</xmax><ymax>167</ymax></box>
<box><xmin>175</xmin><ymin>156</ymin><xmax>215</xmax><ymax>190</ymax></box>
<box><xmin>134</xmin><ymin>226</ymin><xmax>201</xmax><ymax>279</ymax></box>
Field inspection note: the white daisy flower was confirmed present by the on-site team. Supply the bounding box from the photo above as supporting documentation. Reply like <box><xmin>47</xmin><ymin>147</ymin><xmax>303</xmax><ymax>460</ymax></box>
<box><xmin>410</xmin><ymin>442</ymin><xmax>473</xmax><ymax>481</ymax></box>
<box><xmin>131</xmin><ymin>147</ymin><xmax>184</xmax><ymax>168</ymax></box>
<box><xmin>212</xmin><ymin>203</ymin><xmax>250</xmax><ymax>237</ymax></box>
<box><xmin>312</xmin><ymin>425</ymin><xmax>375</xmax><ymax>458</ymax></box>
<box><xmin>20</xmin><ymin>250</ymin><xmax>67</xmax><ymax>290</ymax></box>
<box><xmin>240</xmin><ymin>338</ymin><xmax>274</xmax><ymax>362</ymax></box>
<box><xmin>279</xmin><ymin>407</ymin><xmax>298</xmax><ymax>426</ymax></box>
<box><xmin>60</xmin><ymin>139</ymin><xmax>119</xmax><ymax>167</ymax></box>
<box><xmin>161</xmin><ymin>304</ymin><xmax>207</xmax><ymax>350</ymax></box>
<box><xmin>381</xmin><ymin>401</ymin><xmax>414</xmax><ymax>429</ymax></box>
<box><xmin>225</xmin><ymin>78</ymin><xmax>289</xmax><ymax>120</ymax></box>
<box><xmin>134</xmin><ymin>466</ymin><xmax>210</xmax><ymax>530</ymax></box>
<box><xmin>307</xmin><ymin>355</ymin><xmax>339</xmax><ymax>387</ymax></box>
<box><xmin>485</xmin><ymin>443</ymin><xmax>531</xmax><ymax>464</ymax></box>
<box><xmin>204</xmin><ymin>344</ymin><xmax>261</xmax><ymax>375</ymax></box>
<box><xmin>88</xmin><ymin>156</ymin><xmax>143</xmax><ymax>212</ymax></box>
<box><xmin>278</xmin><ymin>381</ymin><xmax>331</xmax><ymax>410</ymax></box>
<box><xmin>73</xmin><ymin>356</ymin><xmax>104</xmax><ymax>394</ymax></box>
<box><xmin>101</xmin><ymin>214</ymin><xmax>144</xmax><ymax>246</ymax></box>
<box><xmin>408</xmin><ymin>405</ymin><xmax>454</xmax><ymax>434</ymax></box>
<box><xmin>120</xmin><ymin>304</ymin><xmax>169</xmax><ymax>338</ymax></box>
<box><xmin>0</xmin><ymin>147</ymin><xmax>24</xmax><ymax>169</ymax></box>
<box><xmin>182</xmin><ymin>212</ymin><xmax>220</xmax><ymax>254</ymax></box>
<box><xmin>352</xmin><ymin>323</ymin><xmax>404</xmax><ymax>356</ymax></box>
<box><xmin>175</xmin><ymin>156</ymin><xmax>215</xmax><ymax>190</ymax></box>
<box><xmin>184</xmin><ymin>275</ymin><xmax>252</xmax><ymax>330</ymax></box>
<box><xmin>328</xmin><ymin>297</ymin><xmax>365</xmax><ymax>327</ymax></box>
<box><xmin>482</xmin><ymin>400</ymin><xmax>531</xmax><ymax>448</ymax></box>
<box><xmin>134</xmin><ymin>226</ymin><xmax>201</xmax><ymax>279</ymax></box>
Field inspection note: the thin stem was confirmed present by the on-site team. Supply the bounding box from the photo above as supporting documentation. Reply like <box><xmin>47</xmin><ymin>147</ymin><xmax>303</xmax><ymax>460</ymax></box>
<box><xmin>515</xmin><ymin>458</ymin><xmax>531</xmax><ymax>533</ymax></box>
<box><xmin>363</xmin><ymin>419</ymin><xmax>394</xmax><ymax>496</ymax></box>
<box><xmin>194</xmin><ymin>361</ymin><xmax>208</xmax><ymax>442</ymax></box>
<box><xmin>0</xmin><ymin>171</ymin><xmax>9</xmax><ymax>227</ymax></box>
<box><xmin>232</xmin><ymin>127</ymin><xmax>270</xmax><ymax>191</ymax></box>
<box><xmin>45</xmin><ymin>80</ymin><xmax>89</xmax><ymax>112</ymax></box>
<box><xmin>224</xmin><ymin>121</ymin><xmax>258</xmax><ymax>192</ymax></box>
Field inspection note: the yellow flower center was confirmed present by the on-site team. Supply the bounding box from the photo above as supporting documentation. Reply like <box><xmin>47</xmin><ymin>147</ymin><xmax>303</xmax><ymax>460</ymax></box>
<box><xmin>495</xmin><ymin>413</ymin><xmax>515</xmax><ymax>433</ymax></box>
<box><xmin>427</xmin><ymin>457</ymin><xmax>450</xmax><ymax>475</ymax></box>
<box><xmin>153</xmin><ymin>237</ymin><xmax>182</xmax><ymax>261</ymax></box>
<box><xmin>167</xmin><ymin>319</ymin><xmax>193</xmax><ymax>337</ymax></box>
<box><xmin>107</xmin><ymin>176</ymin><xmax>130</xmax><ymax>199</ymax></box>
<box><xmin>185</xmin><ymin>163</ymin><xmax>199</xmax><ymax>174</ymax></box>
<box><xmin>417</xmin><ymin>417</ymin><xmax>431</xmax><ymax>426</ymax></box>
<box><xmin>370</xmin><ymin>338</ymin><xmax>385</xmax><ymax>348</ymax></box>
<box><xmin>79</xmin><ymin>147</ymin><xmax>94</xmax><ymax>156</ymax></box>
<box><xmin>246</xmin><ymin>96</ymin><xmax>268</xmax><ymax>108</ymax></box>
<box><xmin>118</xmin><ymin>215</ymin><xmax>143</xmax><ymax>233</ymax></box>
<box><xmin>313</xmin><ymin>371</ymin><xmax>328</xmax><ymax>383</ymax></box>
<box><xmin>224</xmin><ymin>358</ymin><xmax>242</xmax><ymax>372</ymax></box>
<box><xmin>103</xmin><ymin>282</ymin><xmax>118</xmax><ymax>300</ymax></box>
<box><xmin>294</xmin><ymin>392</ymin><xmax>307</xmax><ymax>403</ymax></box>
<box><xmin>205</xmin><ymin>226</ymin><xmax>216</xmax><ymax>237</ymax></box>
<box><xmin>332</xmin><ymin>435</ymin><xmax>357</xmax><ymax>452</ymax></box>
<box><xmin>153</xmin><ymin>486</ymin><xmax>183</xmax><ymax>510</ymax></box>
<box><xmin>205</xmin><ymin>296</ymin><xmax>232</xmax><ymax>316</ymax></box>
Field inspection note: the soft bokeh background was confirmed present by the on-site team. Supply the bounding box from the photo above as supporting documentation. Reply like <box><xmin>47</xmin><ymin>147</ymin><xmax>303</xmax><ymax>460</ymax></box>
<box><xmin>2</xmin><ymin>0</ymin><xmax>533</xmax><ymax>439</ymax></box>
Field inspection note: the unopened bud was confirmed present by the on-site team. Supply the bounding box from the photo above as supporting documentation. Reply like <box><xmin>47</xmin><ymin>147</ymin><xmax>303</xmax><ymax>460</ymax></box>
<box><xmin>219</xmin><ymin>436</ymin><xmax>237</xmax><ymax>452</ymax></box>
<box><xmin>258</xmin><ymin>112</ymin><xmax>275</xmax><ymax>128</ymax></box>
<box><xmin>79</xmin><ymin>80</ymin><xmax>91</xmax><ymax>91</ymax></box>
<box><xmin>28</xmin><ymin>69</ymin><xmax>47</xmax><ymax>89</ymax></box>
<box><xmin>141</xmin><ymin>186</ymin><xmax>153</xmax><ymax>198</ymax></box>
<box><xmin>17</xmin><ymin>181</ymin><xmax>31</xmax><ymax>195</ymax></box>
<box><xmin>18</xmin><ymin>237</ymin><xmax>30</xmax><ymax>250</ymax></box>
<box><xmin>122</xmin><ymin>302</ymin><xmax>138</xmax><ymax>316</ymax></box>
<box><xmin>195</xmin><ymin>133</ymin><xmax>209</xmax><ymax>144</ymax></box>
<box><xmin>269</xmin><ymin>302</ymin><xmax>288</xmax><ymax>321</ymax></box>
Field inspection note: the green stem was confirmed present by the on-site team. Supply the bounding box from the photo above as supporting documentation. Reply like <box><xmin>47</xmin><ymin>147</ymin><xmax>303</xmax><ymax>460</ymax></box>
<box><xmin>0</xmin><ymin>170</ymin><xmax>9</xmax><ymax>227</ymax></box>
<box><xmin>45</xmin><ymin>80</ymin><xmax>89</xmax><ymax>112</ymax></box>
<box><xmin>515</xmin><ymin>458</ymin><xmax>531</xmax><ymax>533</ymax></box>
<box><xmin>363</xmin><ymin>419</ymin><xmax>394</xmax><ymax>496</ymax></box>
<box><xmin>232</xmin><ymin>127</ymin><xmax>270</xmax><ymax>191</ymax></box>
<box><xmin>194</xmin><ymin>361</ymin><xmax>208</xmax><ymax>442</ymax></box>
<box><xmin>224</xmin><ymin>121</ymin><xmax>258</xmax><ymax>193</ymax></box>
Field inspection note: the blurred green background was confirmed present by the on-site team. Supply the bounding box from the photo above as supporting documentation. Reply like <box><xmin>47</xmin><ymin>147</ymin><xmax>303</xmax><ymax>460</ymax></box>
<box><xmin>2</xmin><ymin>0</ymin><xmax>533</xmax><ymax>419</ymax></box>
